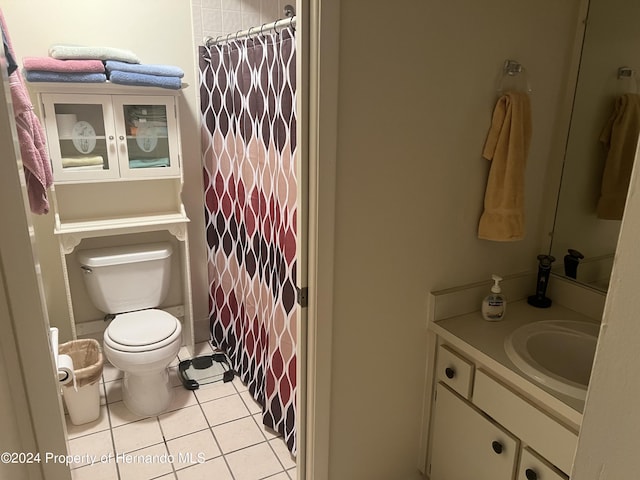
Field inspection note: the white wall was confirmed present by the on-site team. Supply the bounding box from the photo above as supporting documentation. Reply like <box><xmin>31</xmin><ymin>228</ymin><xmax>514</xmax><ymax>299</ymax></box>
<box><xmin>323</xmin><ymin>1</ymin><xmax>583</xmax><ymax>478</ymax></box>
<box><xmin>1</xmin><ymin>0</ymin><xmax>210</xmax><ymax>341</ymax></box>
<box><xmin>571</xmin><ymin>113</ymin><xmax>640</xmax><ymax>477</ymax></box>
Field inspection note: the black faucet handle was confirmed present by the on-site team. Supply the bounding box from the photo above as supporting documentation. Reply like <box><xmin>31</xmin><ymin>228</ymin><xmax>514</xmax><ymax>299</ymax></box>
<box><xmin>536</xmin><ymin>254</ymin><xmax>556</xmax><ymax>268</ymax></box>
<box><xmin>567</xmin><ymin>249</ymin><xmax>584</xmax><ymax>259</ymax></box>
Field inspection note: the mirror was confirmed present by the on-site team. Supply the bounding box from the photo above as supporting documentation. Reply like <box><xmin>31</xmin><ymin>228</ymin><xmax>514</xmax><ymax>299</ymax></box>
<box><xmin>550</xmin><ymin>0</ymin><xmax>640</xmax><ymax>292</ymax></box>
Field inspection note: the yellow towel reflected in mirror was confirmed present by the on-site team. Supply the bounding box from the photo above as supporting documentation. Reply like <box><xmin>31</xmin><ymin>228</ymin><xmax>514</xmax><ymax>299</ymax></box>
<box><xmin>597</xmin><ymin>93</ymin><xmax>640</xmax><ymax>220</ymax></box>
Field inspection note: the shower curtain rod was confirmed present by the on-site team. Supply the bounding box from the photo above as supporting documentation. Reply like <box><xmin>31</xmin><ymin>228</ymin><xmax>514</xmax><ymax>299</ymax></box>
<box><xmin>204</xmin><ymin>16</ymin><xmax>296</xmax><ymax>47</ymax></box>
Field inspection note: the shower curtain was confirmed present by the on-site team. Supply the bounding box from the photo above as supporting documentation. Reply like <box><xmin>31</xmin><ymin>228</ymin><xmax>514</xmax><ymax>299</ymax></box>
<box><xmin>199</xmin><ymin>27</ymin><xmax>297</xmax><ymax>454</ymax></box>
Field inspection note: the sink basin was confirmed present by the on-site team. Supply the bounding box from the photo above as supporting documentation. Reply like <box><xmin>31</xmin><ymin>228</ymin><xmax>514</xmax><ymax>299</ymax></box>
<box><xmin>504</xmin><ymin>320</ymin><xmax>599</xmax><ymax>400</ymax></box>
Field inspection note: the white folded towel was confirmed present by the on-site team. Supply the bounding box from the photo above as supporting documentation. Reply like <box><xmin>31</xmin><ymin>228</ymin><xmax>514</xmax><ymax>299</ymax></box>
<box><xmin>62</xmin><ymin>155</ymin><xmax>104</xmax><ymax>168</ymax></box>
<box><xmin>49</xmin><ymin>45</ymin><xmax>140</xmax><ymax>64</ymax></box>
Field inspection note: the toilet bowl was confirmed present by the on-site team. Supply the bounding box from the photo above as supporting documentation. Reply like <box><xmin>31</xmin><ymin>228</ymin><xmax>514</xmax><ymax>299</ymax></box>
<box><xmin>103</xmin><ymin>309</ymin><xmax>182</xmax><ymax>416</ymax></box>
<box><xmin>77</xmin><ymin>242</ymin><xmax>183</xmax><ymax>416</ymax></box>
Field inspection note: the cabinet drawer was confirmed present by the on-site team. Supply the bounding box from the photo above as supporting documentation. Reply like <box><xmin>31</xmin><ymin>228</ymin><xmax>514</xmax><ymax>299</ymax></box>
<box><xmin>473</xmin><ymin>370</ymin><xmax>577</xmax><ymax>475</ymax></box>
<box><xmin>436</xmin><ymin>344</ymin><xmax>474</xmax><ymax>398</ymax></box>
<box><xmin>517</xmin><ymin>447</ymin><xmax>568</xmax><ymax>480</ymax></box>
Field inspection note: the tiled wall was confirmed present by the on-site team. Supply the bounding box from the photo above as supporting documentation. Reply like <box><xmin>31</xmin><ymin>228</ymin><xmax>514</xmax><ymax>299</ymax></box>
<box><xmin>192</xmin><ymin>0</ymin><xmax>294</xmax><ymax>46</ymax></box>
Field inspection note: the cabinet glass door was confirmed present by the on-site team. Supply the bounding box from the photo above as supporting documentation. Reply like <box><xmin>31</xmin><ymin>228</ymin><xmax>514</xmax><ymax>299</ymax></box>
<box><xmin>114</xmin><ymin>96</ymin><xmax>180</xmax><ymax>178</ymax></box>
<box><xmin>42</xmin><ymin>94</ymin><xmax>119</xmax><ymax>182</ymax></box>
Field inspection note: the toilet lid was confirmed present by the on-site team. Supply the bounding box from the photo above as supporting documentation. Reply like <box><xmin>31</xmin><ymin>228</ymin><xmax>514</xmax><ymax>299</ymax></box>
<box><xmin>107</xmin><ymin>309</ymin><xmax>178</xmax><ymax>346</ymax></box>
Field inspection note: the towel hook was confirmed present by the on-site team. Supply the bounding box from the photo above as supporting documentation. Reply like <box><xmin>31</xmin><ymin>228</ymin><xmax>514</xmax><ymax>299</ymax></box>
<box><xmin>618</xmin><ymin>67</ymin><xmax>634</xmax><ymax>79</ymax></box>
<box><xmin>617</xmin><ymin>66</ymin><xmax>638</xmax><ymax>94</ymax></box>
<box><xmin>497</xmin><ymin>59</ymin><xmax>532</xmax><ymax>94</ymax></box>
<box><xmin>503</xmin><ymin>60</ymin><xmax>523</xmax><ymax>76</ymax></box>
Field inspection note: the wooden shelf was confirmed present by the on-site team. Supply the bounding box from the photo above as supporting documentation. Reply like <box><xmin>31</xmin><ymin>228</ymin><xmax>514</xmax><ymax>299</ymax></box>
<box><xmin>55</xmin><ymin>211</ymin><xmax>189</xmax><ymax>236</ymax></box>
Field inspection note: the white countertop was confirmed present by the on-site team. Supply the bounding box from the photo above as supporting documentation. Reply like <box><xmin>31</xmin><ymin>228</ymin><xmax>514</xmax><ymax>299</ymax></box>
<box><xmin>430</xmin><ymin>299</ymin><xmax>600</xmax><ymax>430</ymax></box>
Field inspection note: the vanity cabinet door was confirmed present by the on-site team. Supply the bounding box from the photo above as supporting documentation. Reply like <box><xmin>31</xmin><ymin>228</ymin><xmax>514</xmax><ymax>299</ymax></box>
<box><xmin>112</xmin><ymin>96</ymin><xmax>180</xmax><ymax>178</ymax></box>
<box><xmin>42</xmin><ymin>94</ymin><xmax>120</xmax><ymax>182</ymax></box>
<box><xmin>429</xmin><ymin>383</ymin><xmax>518</xmax><ymax>480</ymax></box>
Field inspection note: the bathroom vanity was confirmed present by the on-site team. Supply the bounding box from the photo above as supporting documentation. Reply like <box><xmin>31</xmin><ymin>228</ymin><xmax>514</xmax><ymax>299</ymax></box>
<box><xmin>420</xmin><ymin>274</ymin><xmax>604</xmax><ymax>480</ymax></box>
<box><xmin>30</xmin><ymin>82</ymin><xmax>194</xmax><ymax>353</ymax></box>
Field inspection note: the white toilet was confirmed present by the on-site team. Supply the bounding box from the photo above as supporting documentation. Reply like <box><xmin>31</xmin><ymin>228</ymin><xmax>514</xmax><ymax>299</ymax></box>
<box><xmin>77</xmin><ymin>242</ymin><xmax>182</xmax><ymax>416</ymax></box>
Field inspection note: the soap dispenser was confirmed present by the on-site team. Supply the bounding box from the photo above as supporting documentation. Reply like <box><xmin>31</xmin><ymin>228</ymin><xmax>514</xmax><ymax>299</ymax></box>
<box><xmin>482</xmin><ymin>274</ymin><xmax>506</xmax><ymax>321</ymax></box>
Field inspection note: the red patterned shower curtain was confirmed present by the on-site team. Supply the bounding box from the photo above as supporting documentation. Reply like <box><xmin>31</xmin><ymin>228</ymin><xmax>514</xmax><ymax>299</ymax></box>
<box><xmin>199</xmin><ymin>28</ymin><xmax>297</xmax><ymax>454</ymax></box>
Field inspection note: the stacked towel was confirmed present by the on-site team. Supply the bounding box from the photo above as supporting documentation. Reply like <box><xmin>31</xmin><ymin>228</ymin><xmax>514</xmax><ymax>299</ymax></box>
<box><xmin>24</xmin><ymin>55</ymin><xmax>107</xmax><ymax>83</ymax></box>
<box><xmin>24</xmin><ymin>57</ymin><xmax>105</xmax><ymax>73</ymax></box>
<box><xmin>61</xmin><ymin>155</ymin><xmax>104</xmax><ymax>168</ymax></box>
<box><xmin>105</xmin><ymin>60</ymin><xmax>183</xmax><ymax>78</ymax></box>
<box><xmin>25</xmin><ymin>71</ymin><xmax>106</xmax><ymax>83</ymax></box>
<box><xmin>49</xmin><ymin>44</ymin><xmax>140</xmax><ymax>64</ymax></box>
<box><xmin>24</xmin><ymin>44</ymin><xmax>142</xmax><ymax>84</ymax></box>
<box><xmin>129</xmin><ymin>158</ymin><xmax>170</xmax><ymax>169</ymax></box>
<box><xmin>105</xmin><ymin>60</ymin><xmax>183</xmax><ymax>90</ymax></box>
<box><xmin>23</xmin><ymin>44</ymin><xmax>182</xmax><ymax>89</ymax></box>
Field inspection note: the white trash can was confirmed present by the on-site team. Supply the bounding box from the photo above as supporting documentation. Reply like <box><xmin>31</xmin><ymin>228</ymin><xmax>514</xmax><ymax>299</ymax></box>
<box><xmin>59</xmin><ymin>339</ymin><xmax>104</xmax><ymax>425</ymax></box>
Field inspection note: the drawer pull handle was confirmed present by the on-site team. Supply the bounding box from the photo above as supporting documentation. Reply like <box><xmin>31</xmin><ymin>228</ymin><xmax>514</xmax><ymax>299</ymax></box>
<box><xmin>525</xmin><ymin>468</ymin><xmax>538</xmax><ymax>480</ymax></box>
<box><xmin>491</xmin><ymin>441</ymin><xmax>503</xmax><ymax>454</ymax></box>
<box><xmin>444</xmin><ymin>367</ymin><xmax>456</xmax><ymax>379</ymax></box>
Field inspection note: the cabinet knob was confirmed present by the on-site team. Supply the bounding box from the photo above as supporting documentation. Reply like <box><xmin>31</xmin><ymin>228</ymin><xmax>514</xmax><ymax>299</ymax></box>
<box><xmin>525</xmin><ymin>468</ymin><xmax>538</xmax><ymax>480</ymax></box>
<box><xmin>491</xmin><ymin>441</ymin><xmax>503</xmax><ymax>454</ymax></box>
<box><xmin>444</xmin><ymin>367</ymin><xmax>456</xmax><ymax>379</ymax></box>
<box><xmin>109</xmin><ymin>135</ymin><xmax>114</xmax><ymax>140</ymax></box>
<box><xmin>119</xmin><ymin>135</ymin><xmax>125</xmax><ymax>141</ymax></box>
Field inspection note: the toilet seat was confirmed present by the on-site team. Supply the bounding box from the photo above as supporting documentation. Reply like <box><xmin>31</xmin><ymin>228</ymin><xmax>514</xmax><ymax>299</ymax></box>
<box><xmin>104</xmin><ymin>309</ymin><xmax>181</xmax><ymax>353</ymax></box>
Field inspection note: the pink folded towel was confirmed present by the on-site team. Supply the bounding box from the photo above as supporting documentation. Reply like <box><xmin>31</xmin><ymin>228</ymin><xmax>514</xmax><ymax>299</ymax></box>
<box><xmin>23</xmin><ymin>56</ymin><xmax>105</xmax><ymax>73</ymax></box>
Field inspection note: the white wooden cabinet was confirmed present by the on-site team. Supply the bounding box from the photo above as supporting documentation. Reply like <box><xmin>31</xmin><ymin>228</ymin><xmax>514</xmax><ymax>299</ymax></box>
<box><xmin>430</xmin><ymin>383</ymin><xmax>519</xmax><ymax>480</ymax></box>
<box><xmin>31</xmin><ymin>82</ymin><xmax>194</xmax><ymax>354</ymax></box>
<box><xmin>41</xmin><ymin>92</ymin><xmax>180</xmax><ymax>182</ymax></box>
<box><xmin>427</xmin><ymin>344</ymin><xmax>571</xmax><ymax>480</ymax></box>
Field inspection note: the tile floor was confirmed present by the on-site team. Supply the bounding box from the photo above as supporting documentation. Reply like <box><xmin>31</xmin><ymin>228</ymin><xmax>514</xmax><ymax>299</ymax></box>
<box><xmin>66</xmin><ymin>341</ymin><xmax>296</xmax><ymax>480</ymax></box>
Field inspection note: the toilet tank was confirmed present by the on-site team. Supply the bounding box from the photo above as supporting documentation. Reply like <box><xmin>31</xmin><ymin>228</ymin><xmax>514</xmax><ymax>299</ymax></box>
<box><xmin>77</xmin><ymin>242</ymin><xmax>173</xmax><ymax>314</ymax></box>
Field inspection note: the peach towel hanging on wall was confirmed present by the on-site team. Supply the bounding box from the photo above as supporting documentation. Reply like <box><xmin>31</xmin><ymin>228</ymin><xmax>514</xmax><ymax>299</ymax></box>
<box><xmin>478</xmin><ymin>91</ymin><xmax>532</xmax><ymax>241</ymax></box>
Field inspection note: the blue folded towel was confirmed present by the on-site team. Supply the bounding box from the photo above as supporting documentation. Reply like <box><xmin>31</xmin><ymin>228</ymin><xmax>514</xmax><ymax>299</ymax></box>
<box><xmin>105</xmin><ymin>60</ymin><xmax>184</xmax><ymax>78</ymax></box>
<box><xmin>129</xmin><ymin>158</ymin><xmax>170</xmax><ymax>168</ymax></box>
<box><xmin>109</xmin><ymin>71</ymin><xmax>182</xmax><ymax>90</ymax></box>
<box><xmin>24</xmin><ymin>70</ymin><xmax>107</xmax><ymax>83</ymax></box>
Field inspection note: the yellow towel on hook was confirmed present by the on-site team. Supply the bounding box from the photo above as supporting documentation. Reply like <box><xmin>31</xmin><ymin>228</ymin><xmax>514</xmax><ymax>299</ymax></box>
<box><xmin>596</xmin><ymin>93</ymin><xmax>640</xmax><ymax>220</ymax></box>
<box><xmin>478</xmin><ymin>91</ymin><xmax>532</xmax><ymax>241</ymax></box>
